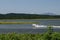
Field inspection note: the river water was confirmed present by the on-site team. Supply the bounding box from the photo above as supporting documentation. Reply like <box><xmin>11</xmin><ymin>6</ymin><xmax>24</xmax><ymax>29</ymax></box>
<box><xmin>0</xmin><ymin>19</ymin><xmax>60</xmax><ymax>33</ymax></box>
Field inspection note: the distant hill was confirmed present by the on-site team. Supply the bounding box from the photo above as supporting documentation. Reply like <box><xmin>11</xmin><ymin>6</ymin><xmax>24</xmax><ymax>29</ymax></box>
<box><xmin>41</xmin><ymin>13</ymin><xmax>56</xmax><ymax>15</ymax></box>
<box><xmin>0</xmin><ymin>13</ymin><xmax>60</xmax><ymax>19</ymax></box>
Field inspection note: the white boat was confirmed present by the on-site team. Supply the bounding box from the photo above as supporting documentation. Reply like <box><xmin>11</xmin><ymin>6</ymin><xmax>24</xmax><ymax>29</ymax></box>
<box><xmin>32</xmin><ymin>24</ymin><xmax>60</xmax><ymax>29</ymax></box>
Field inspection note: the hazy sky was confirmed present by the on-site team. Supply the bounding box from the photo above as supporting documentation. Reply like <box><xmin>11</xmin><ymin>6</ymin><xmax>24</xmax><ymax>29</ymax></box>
<box><xmin>0</xmin><ymin>0</ymin><xmax>60</xmax><ymax>15</ymax></box>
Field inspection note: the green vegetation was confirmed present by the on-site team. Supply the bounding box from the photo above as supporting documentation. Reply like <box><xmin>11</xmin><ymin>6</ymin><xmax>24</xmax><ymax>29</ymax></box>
<box><xmin>0</xmin><ymin>26</ymin><xmax>60</xmax><ymax>40</ymax></box>
<box><xmin>0</xmin><ymin>13</ymin><xmax>60</xmax><ymax>19</ymax></box>
<box><xmin>0</xmin><ymin>22</ymin><xmax>38</xmax><ymax>24</ymax></box>
<box><xmin>0</xmin><ymin>32</ymin><xmax>60</xmax><ymax>40</ymax></box>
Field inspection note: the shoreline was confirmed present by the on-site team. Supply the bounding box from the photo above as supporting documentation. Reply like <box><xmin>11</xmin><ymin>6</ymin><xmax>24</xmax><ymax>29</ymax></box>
<box><xmin>0</xmin><ymin>19</ymin><xmax>60</xmax><ymax>20</ymax></box>
<box><xmin>0</xmin><ymin>22</ymin><xmax>38</xmax><ymax>24</ymax></box>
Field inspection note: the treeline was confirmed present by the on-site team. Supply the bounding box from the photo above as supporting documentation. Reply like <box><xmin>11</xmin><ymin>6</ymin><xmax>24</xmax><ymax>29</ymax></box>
<box><xmin>0</xmin><ymin>13</ymin><xmax>60</xmax><ymax>19</ymax></box>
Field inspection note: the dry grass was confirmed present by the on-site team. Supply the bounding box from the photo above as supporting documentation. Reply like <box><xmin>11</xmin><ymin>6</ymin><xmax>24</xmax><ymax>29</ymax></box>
<box><xmin>0</xmin><ymin>22</ymin><xmax>38</xmax><ymax>24</ymax></box>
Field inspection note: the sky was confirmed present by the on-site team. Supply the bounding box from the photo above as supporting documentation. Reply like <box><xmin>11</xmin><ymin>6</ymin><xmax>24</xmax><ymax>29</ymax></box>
<box><xmin>0</xmin><ymin>0</ymin><xmax>60</xmax><ymax>15</ymax></box>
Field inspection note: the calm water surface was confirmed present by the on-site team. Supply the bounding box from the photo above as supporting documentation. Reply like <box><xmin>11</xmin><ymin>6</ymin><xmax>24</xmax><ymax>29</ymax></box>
<box><xmin>0</xmin><ymin>19</ymin><xmax>60</xmax><ymax>33</ymax></box>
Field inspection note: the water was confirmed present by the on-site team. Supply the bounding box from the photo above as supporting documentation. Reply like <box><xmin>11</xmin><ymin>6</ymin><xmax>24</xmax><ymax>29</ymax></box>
<box><xmin>0</xmin><ymin>19</ymin><xmax>60</xmax><ymax>33</ymax></box>
<box><xmin>0</xmin><ymin>19</ymin><xmax>60</xmax><ymax>25</ymax></box>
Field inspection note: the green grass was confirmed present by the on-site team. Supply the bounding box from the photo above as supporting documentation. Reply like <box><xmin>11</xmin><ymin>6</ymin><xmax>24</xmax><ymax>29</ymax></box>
<box><xmin>0</xmin><ymin>32</ymin><xmax>60</xmax><ymax>40</ymax></box>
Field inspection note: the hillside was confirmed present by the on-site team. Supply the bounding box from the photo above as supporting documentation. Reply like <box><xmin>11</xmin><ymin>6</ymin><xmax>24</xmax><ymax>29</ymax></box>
<box><xmin>0</xmin><ymin>13</ymin><xmax>60</xmax><ymax>19</ymax></box>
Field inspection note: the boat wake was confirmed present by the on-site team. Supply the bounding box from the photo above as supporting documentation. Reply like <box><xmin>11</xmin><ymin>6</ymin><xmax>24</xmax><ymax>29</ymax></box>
<box><xmin>32</xmin><ymin>24</ymin><xmax>60</xmax><ymax>29</ymax></box>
